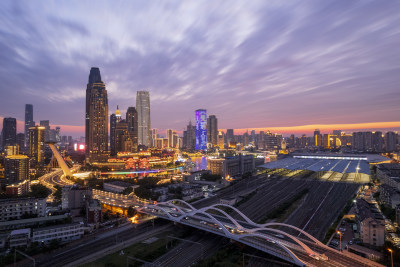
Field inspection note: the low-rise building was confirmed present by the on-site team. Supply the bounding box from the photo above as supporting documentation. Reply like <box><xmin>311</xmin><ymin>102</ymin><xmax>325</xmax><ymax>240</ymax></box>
<box><xmin>377</xmin><ymin>164</ymin><xmax>400</xmax><ymax>191</ymax></box>
<box><xmin>208</xmin><ymin>154</ymin><xmax>255</xmax><ymax>178</ymax></box>
<box><xmin>9</xmin><ymin>228</ymin><xmax>30</xmax><ymax>248</ymax></box>
<box><xmin>32</xmin><ymin>223</ymin><xmax>84</xmax><ymax>244</ymax></box>
<box><xmin>5</xmin><ymin>180</ymin><xmax>30</xmax><ymax>196</ymax></box>
<box><xmin>86</xmin><ymin>199</ymin><xmax>102</xmax><ymax>224</ymax></box>
<box><xmin>379</xmin><ymin>184</ymin><xmax>400</xmax><ymax>208</ymax></box>
<box><xmin>346</xmin><ymin>244</ymin><xmax>383</xmax><ymax>261</ymax></box>
<box><xmin>62</xmin><ymin>185</ymin><xmax>92</xmax><ymax>216</ymax></box>
<box><xmin>0</xmin><ymin>198</ymin><xmax>46</xmax><ymax>222</ymax></box>
<box><xmin>356</xmin><ymin>199</ymin><xmax>385</xmax><ymax>247</ymax></box>
<box><xmin>103</xmin><ymin>181</ymin><xmax>137</xmax><ymax>193</ymax></box>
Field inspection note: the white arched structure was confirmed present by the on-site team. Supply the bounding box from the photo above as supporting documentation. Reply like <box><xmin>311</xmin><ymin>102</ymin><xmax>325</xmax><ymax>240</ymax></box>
<box><xmin>48</xmin><ymin>143</ymin><xmax>72</xmax><ymax>176</ymax></box>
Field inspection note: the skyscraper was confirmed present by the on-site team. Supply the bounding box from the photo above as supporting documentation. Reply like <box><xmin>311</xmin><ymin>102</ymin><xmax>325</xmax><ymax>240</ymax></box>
<box><xmin>29</xmin><ymin>126</ymin><xmax>45</xmax><ymax>165</ymax></box>
<box><xmin>110</xmin><ymin>106</ymin><xmax>121</xmax><ymax>156</ymax></box>
<box><xmin>226</xmin><ymin>129</ymin><xmax>234</xmax><ymax>145</ymax></box>
<box><xmin>85</xmin><ymin>67</ymin><xmax>109</xmax><ymax>162</ymax></box>
<box><xmin>2</xmin><ymin>117</ymin><xmax>17</xmax><ymax>148</ymax></box>
<box><xmin>207</xmin><ymin>115</ymin><xmax>218</xmax><ymax>146</ymax></box>
<box><xmin>136</xmin><ymin>91</ymin><xmax>151</xmax><ymax>147</ymax></box>
<box><xmin>24</xmin><ymin>104</ymin><xmax>34</xmax><ymax>149</ymax></box>
<box><xmin>195</xmin><ymin>109</ymin><xmax>207</xmax><ymax>150</ymax></box>
<box><xmin>16</xmin><ymin>133</ymin><xmax>25</xmax><ymax>151</ymax></box>
<box><xmin>385</xmin><ymin>131</ymin><xmax>398</xmax><ymax>152</ymax></box>
<box><xmin>126</xmin><ymin>107</ymin><xmax>138</xmax><ymax>150</ymax></box>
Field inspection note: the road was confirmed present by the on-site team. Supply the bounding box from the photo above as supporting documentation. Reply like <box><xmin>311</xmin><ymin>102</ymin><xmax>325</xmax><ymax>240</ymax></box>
<box><xmin>24</xmin><ymin>220</ymin><xmax>170</xmax><ymax>267</ymax></box>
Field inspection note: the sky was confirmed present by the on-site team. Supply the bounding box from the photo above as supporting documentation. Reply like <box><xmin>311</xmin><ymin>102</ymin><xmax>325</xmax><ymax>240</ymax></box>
<box><xmin>0</xmin><ymin>1</ymin><xmax>399</xmax><ymax>137</ymax></box>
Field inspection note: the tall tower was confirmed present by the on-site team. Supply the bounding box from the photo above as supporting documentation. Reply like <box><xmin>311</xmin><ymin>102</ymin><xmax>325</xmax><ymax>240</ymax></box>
<box><xmin>126</xmin><ymin>107</ymin><xmax>138</xmax><ymax>151</ymax></box>
<box><xmin>85</xmin><ymin>67</ymin><xmax>109</xmax><ymax>162</ymax></box>
<box><xmin>29</xmin><ymin>126</ymin><xmax>45</xmax><ymax>166</ymax></box>
<box><xmin>110</xmin><ymin>106</ymin><xmax>121</xmax><ymax>156</ymax></box>
<box><xmin>2</xmin><ymin>117</ymin><xmax>17</xmax><ymax>148</ymax></box>
<box><xmin>195</xmin><ymin>109</ymin><xmax>207</xmax><ymax>150</ymax></box>
<box><xmin>207</xmin><ymin>115</ymin><xmax>218</xmax><ymax>146</ymax></box>
<box><xmin>136</xmin><ymin>91</ymin><xmax>151</xmax><ymax>147</ymax></box>
<box><xmin>24</xmin><ymin>104</ymin><xmax>34</xmax><ymax>149</ymax></box>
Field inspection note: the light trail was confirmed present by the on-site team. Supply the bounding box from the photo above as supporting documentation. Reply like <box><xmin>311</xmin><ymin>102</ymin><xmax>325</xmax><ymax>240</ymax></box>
<box><xmin>100</xmin><ymin>166</ymin><xmax>184</xmax><ymax>175</ymax></box>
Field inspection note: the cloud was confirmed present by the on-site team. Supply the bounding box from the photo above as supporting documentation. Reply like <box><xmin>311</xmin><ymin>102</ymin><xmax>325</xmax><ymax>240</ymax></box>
<box><xmin>0</xmin><ymin>0</ymin><xmax>399</xmax><ymax>133</ymax></box>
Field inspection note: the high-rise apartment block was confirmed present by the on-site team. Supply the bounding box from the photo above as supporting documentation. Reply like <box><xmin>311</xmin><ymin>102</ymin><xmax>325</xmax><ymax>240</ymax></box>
<box><xmin>85</xmin><ymin>67</ymin><xmax>109</xmax><ymax>162</ymax></box>
<box><xmin>4</xmin><ymin>155</ymin><xmax>29</xmax><ymax>185</ymax></box>
<box><xmin>195</xmin><ymin>109</ymin><xmax>207</xmax><ymax>150</ymax></box>
<box><xmin>136</xmin><ymin>91</ymin><xmax>151</xmax><ymax>147</ymax></box>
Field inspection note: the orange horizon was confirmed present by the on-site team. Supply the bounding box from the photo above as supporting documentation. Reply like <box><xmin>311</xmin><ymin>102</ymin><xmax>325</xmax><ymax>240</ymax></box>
<box><xmin>1</xmin><ymin>117</ymin><xmax>399</xmax><ymax>137</ymax></box>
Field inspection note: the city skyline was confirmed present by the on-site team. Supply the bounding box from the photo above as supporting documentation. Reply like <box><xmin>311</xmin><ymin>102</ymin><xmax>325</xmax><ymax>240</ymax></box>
<box><xmin>0</xmin><ymin>1</ymin><xmax>400</xmax><ymax>135</ymax></box>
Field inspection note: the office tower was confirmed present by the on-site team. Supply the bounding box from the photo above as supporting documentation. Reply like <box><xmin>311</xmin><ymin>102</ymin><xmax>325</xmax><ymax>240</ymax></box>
<box><xmin>126</xmin><ymin>107</ymin><xmax>138</xmax><ymax>150</ymax></box>
<box><xmin>323</xmin><ymin>134</ymin><xmax>331</xmax><ymax>149</ymax></box>
<box><xmin>115</xmin><ymin>120</ymin><xmax>133</xmax><ymax>153</ymax></box>
<box><xmin>314</xmin><ymin>129</ymin><xmax>322</xmax><ymax>147</ymax></box>
<box><xmin>385</xmin><ymin>131</ymin><xmax>398</xmax><ymax>152</ymax></box>
<box><xmin>68</xmin><ymin>136</ymin><xmax>72</xmax><ymax>143</ymax></box>
<box><xmin>61</xmin><ymin>136</ymin><xmax>67</xmax><ymax>144</ymax></box>
<box><xmin>24</xmin><ymin>104</ymin><xmax>34</xmax><ymax>148</ymax></box>
<box><xmin>226</xmin><ymin>129</ymin><xmax>234</xmax><ymax>145</ymax></box>
<box><xmin>166</xmin><ymin>129</ymin><xmax>173</xmax><ymax>148</ymax></box>
<box><xmin>110</xmin><ymin>106</ymin><xmax>121</xmax><ymax>156</ymax></box>
<box><xmin>5</xmin><ymin>145</ymin><xmax>19</xmax><ymax>156</ymax></box>
<box><xmin>195</xmin><ymin>109</ymin><xmax>207</xmax><ymax>150</ymax></box>
<box><xmin>185</xmin><ymin>121</ymin><xmax>196</xmax><ymax>151</ymax></box>
<box><xmin>4</xmin><ymin>155</ymin><xmax>29</xmax><ymax>185</ymax></box>
<box><xmin>16</xmin><ymin>133</ymin><xmax>25</xmax><ymax>151</ymax></box>
<box><xmin>172</xmin><ymin>130</ymin><xmax>178</xmax><ymax>148</ymax></box>
<box><xmin>55</xmin><ymin>127</ymin><xmax>61</xmax><ymax>142</ymax></box>
<box><xmin>136</xmin><ymin>91</ymin><xmax>151</xmax><ymax>147</ymax></box>
<box><xmin>40</xmin><ymin>120</ymin><xmax>50</xmax><ymax>142</ymax></box>
<box><xmin>373</xmin><ymin>131</ymin><xmax>384</xmax><ymax>152</ymax></box>
<box><xmin>2</xmin><ymin>117</ymin><xmax>17</xmax><ymax>148</ymax></box>
<box><xmin>207</xmin><ymin>115</ymin><xmax>218</xmax><ymax>146</ymax></box>
<box><xmin>85</xmin><ymin>67</ymin><xmax>109</xmax><ymax>163</ymax></box>
<box><xmin>29</xmin><ymin>126</ymin><xmax>45</xmax><ymax>165</ymax></box>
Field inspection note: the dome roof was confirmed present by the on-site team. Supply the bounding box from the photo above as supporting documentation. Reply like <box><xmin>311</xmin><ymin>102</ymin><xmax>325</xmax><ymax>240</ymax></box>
<box><xmin>115</xmin><ymin>105</ymin><xmax>121</xmax><ymax>116</ymax></box>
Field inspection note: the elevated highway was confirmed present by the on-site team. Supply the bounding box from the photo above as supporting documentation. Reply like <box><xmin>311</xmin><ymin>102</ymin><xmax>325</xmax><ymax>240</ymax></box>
<box><xmin>138</xmin><ymin>200</ymin><xmax>384</xmax><ymax>267</ymax></box>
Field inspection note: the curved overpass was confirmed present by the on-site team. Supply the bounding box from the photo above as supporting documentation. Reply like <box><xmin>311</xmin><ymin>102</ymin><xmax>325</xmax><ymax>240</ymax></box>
<box><xmin>138</xmin><ymin>200</ymin><xmax>383</xmax><ymax>267</ymax></box>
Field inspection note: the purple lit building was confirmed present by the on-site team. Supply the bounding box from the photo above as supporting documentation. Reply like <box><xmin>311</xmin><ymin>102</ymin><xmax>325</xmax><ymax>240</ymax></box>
<box><xmin>195</xmin><ymin>109</ymin><xmax>207</xmax><ymax>150</ymax></box>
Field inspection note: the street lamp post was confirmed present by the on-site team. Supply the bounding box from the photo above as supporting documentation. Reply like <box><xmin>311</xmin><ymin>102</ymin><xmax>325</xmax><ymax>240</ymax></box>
<box><xmin>337</xmin><ymin>230</ymin><xmax>342</xmax><ymax>252</ymax></box>
<box><xmin>388</xmin><ymin>248</ymin><xmax>393</xmax><ymax>267</ymax></box>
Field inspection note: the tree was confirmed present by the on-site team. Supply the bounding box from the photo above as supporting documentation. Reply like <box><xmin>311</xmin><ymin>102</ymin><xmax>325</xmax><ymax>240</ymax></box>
<box><xmin>29</xmin><ymin>184</ymin><xmax>51</xmax><ymax>198</ymax></box>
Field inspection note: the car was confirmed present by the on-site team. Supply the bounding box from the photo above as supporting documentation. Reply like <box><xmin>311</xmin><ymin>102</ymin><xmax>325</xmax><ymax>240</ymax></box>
<box><xmin>200</xmin><ymin>221</ymin><xmax>206</xmax><ymax>224</ymax></box>
<box><xmin>184</xmin><ymin>216</ymin><xmax>189</xmax><ymax>220</ymax></box>
<box><xmin>348</xmin><ymin>241</ymin><xmax>353</xmax><ymax>245</ymax></box>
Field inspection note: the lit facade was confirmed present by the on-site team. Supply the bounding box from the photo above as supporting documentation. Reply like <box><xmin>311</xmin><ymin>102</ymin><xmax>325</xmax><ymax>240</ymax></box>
<box><xmin>85</xmin><ymin>67</ymin><xmax>109</xmax><ymax>163</ymax></box>
<box><xmin>4</xmin><ymin>155</ymin><xmax>29</xmax><ymax>185</ymax></box>
<box><xmin>24</xmin><ymin>104</ymin><xmax>34</xmax><ymax>149</ymax></box>
<box><xmin>126</xmin><ymin>106</ymin><xmax>138</xmax><ymax>151</ymax></box>
<box><xmin>136</xmin><ymin>91</ymin><xmax>151</xmax><ymax>147</ymax></box>
<box><xmin>29</xmin><ymin>126</ymin><xmax>45</xmax><ymax>165</ymax></box>
<box><xmin>195</xmin><ymin>109</ymin><xmax>207</xmax><ymax>150</ymax></box>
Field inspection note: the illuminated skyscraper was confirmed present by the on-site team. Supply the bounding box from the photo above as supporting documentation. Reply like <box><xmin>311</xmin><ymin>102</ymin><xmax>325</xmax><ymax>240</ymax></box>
<box><xmin>24</xmin><ymin>104</ymin><xmax>34</xmax><ymax>149</ymax></box>
<box><xmin>29</xmin><ymin>126</ymin><xmax>45</xmax><ymax>165</ymax></box>
<box><xmin>207</xmin><ymin>115</ymin><xmax>218</xmax><ymax>146</ymax></box>
<box><xmin>2</xmin><ymin>117</ymin><xmax>17</xmax><ymax>148</ymax></box>
<box><xmin>85</xmin><ymin>67</ymin><xmax>109</xmax><ymax>162</ymax></box>
<box><xmin>195</xmin><ymin>109</ymin><xmax>207</xmax><ymax>150</ymax></box>
<box><xmin>136</xmin><ymin>91</ymin><xmax>151</xmax><ymax>147</ymax></box>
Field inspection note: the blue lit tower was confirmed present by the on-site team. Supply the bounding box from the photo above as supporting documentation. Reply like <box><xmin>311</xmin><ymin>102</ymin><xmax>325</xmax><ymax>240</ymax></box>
<box><xmin>195</xmin><ymin>109</ymin><xmax>207</xmax><ymax>150</ymax></box>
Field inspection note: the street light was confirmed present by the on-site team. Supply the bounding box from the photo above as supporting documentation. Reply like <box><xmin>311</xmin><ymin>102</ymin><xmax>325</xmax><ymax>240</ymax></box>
<box><xmin>337</xmin><ymin>230</ymin><xmax>342</xmax><ymax>252</ymax></box>
<box><xmin>388</xmin><ymin>248</ymin><xmax>393</xmax><ymax>267</ymax></box>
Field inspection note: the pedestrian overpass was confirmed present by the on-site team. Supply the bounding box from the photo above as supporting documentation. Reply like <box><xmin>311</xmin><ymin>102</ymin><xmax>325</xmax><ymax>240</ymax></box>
<box><xmin>138</xmin><ymin>200</ymin><xmax>383</xmax><ymax>267</ymax></box>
